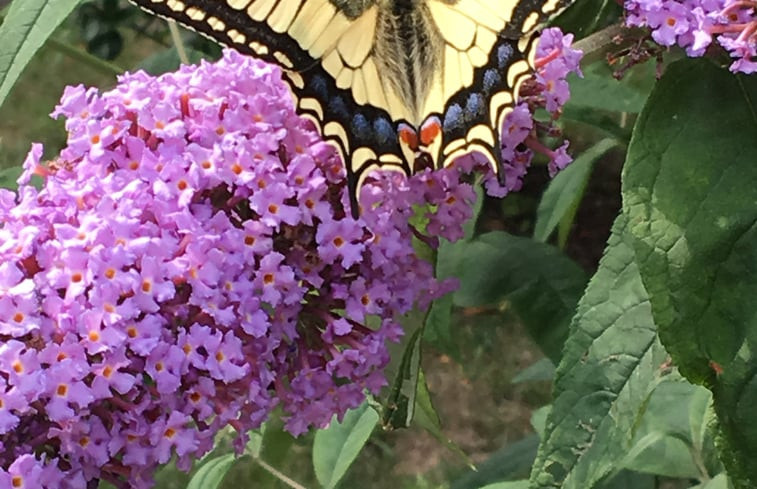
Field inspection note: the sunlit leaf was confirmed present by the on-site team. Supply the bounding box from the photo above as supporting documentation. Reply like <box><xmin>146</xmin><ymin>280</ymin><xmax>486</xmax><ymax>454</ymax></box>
<box><xmin>529</xmin><ymin>214</ymin><xmax>669</xmax><ymax>488</ymax></box>
<box><xmin>0</xmin><ymin>0</ymin><xmax>81</xmax><ymax>109</ymax></box>
<box><xmin>186</xmin><ymin>454</ymin><xmax>235</xmax><ymax>489</ymax></box>
<box><xmin>313</xmin><ymin>403</ymin><xmax>379</xmax><ymax>489</ymax></box>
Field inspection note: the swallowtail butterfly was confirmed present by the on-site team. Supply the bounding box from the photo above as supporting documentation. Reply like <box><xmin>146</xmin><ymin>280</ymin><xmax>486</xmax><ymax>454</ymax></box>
<box><xmin>129</xmin><ymin>0</ymin><xmax>570</xmax><ymax>216</ymax></box>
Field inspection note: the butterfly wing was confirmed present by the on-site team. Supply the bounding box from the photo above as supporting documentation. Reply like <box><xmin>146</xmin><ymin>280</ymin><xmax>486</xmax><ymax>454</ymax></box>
<box><xmin>420</xmin><ymin>0</ymin><xmax>571</xmax><ymax>176</ymax></box>
<box><xmin>129</xmin><ymin>0</ymin><xmax>412</xmax><ymax>216</ymax></box>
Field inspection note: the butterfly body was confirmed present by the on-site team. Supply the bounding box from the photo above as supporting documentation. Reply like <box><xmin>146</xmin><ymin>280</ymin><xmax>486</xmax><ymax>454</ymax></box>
<box><xmin>130</xmin><ymin>0</ymin><xmax>569</xmax><ymax>215</ymax></box>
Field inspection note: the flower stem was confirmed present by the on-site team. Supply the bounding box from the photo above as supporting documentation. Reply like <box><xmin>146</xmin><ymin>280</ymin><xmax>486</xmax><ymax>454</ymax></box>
<box><xmin>572</xmin><ymin>23</ymin><xmax>629</xmax><ymax>64</ymax></box>
<box><xmin>254</xmin><ymin>457</ymin><xmax>309</xmax><ymax>489</ymax></box>
<box><xmin>168</xmin><ymin>21</ymin><xmax>190</xmax><ymax>65</ymax></box>
<box><xmin>46</xmin><ymin>37</ymin><xmax>123</xmax><ymax>77</ymax></box>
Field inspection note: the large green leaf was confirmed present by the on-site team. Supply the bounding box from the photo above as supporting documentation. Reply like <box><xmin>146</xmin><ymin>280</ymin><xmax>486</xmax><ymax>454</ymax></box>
<box><xmin>623</xmin><ymin>58</ymin><xmax>757</xmax><ymax>487</ymax></box>
<box><xmin>448</xmin><ymin>231</ymin><xmax>587</xmax><ymax>363</ymax></box>
<box><xmin>313</xmin><ymin>403</ymin><xmax>379</xmax><ymax>489</ymax></box>
<box><xmin>0</xmin><ymin>0</ymin><xmax>81</xmax><ymax>109</ymax></box>
<box><xmin>529</xmin><ymin>214</ymin><xmax>669</xmax><ymax>489</ymax></box>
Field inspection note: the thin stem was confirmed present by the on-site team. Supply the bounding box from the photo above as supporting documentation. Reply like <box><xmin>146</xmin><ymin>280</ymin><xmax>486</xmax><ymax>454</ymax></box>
<box><xmin>168</xmin><ymin>21</ymin><xmax>190</xmax><ymax>65</ymax></box>
<box><xmin>255</xmin><ymin>457</ymin><xmax>309</xmax><ymax>489</ymax></box>
<box><xmin>572</xmin><ymin>23</ymin><xmax>629</xmax><ymax>65</ymax></box>
<box><xmin>46</xmin><ymin>37</ymin><xmax>124</xmax><ymax>77</ymax></box>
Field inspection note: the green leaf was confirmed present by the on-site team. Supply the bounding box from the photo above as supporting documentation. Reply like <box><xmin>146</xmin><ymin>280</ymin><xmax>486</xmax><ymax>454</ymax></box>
<box><xmin>245</xmin><ymin>430</ymin><xmax>264</xmax><ymax>459</ymax></box>
<box><xmin>451</xmin><ymin>435</ymin><xmax>540</xmax><ymax>489</ymax></box>
<box><xmin>313</xmin><ymin>403</ymin><xmax>379</xmax><ymax>489</ymax></box>
<box><xmin>530</xmin><ymin>406</ymin><xmax>551</xmax><ymax>438</ymax></box>
<box><xmin>0</xmin><ymin>0</ymin><xmax>82</xmax><ymax>110</ymax></box>
<box><xmin>423</xmin><ymin>291</ymin><xmax>457</xmax><ymax>358</ymax></box>
<box><xmin>382</xmin><ymin>324</ymin><xmax>423</xmax><ymax>429</ymax></box>
<box><xmin>552</xmin><ymin>0</ymin><xmax>622</xmax><ymax>37</ymax></box>
<box><xmin>567</xmin><ymin>60</ymin><xmax>657</xmax><ymax>114</ymax></box>
<box><xmin>245</xmin><ymin>417</ymin><xmax>296</xmax><ymax>487</ymax></box>
<box><xmin>623</xmin><ymin>58</ymin><xmax>757</xmax><ymax>487</ymax></box>
<box><xmin>413</xmin><ymin>369</ymin><xmax>475</xmax><ymax>469</ymax></box>
<box><xmin>479</xmin><ymin>481</ymin><xmax>529</xmax><ymax>489</ymax></box>
<box><xmin>690</xmin><ymin>473</ymin><xmax>732</xmax><ymax>489</ymax></box>
<box><xmin>534</xmin><ymin>138</ymin><xmax>618</xmax><ymax>243</ymax></box>
<box><xmin>512</xmin><ymin>358</ymin><xmax>555</xmax><ymax>384</ymax></box>
<box><xmin>622</xmin><ymin>380</ymin><xmax>715</xmax><ymax>479</ymax></box>
<box><xmin>186</xmin><ymin>454</ymin><xmax>235</xmax><ymax>489</ymax></box>
<box><xmin>529</xmin><ymin>214</ymin><xmax>670</xmax><ymax>489</ymax></box>
<box><xmin>450</xmin><ymin>231</ymin><xmax>587</xmax><ymax>363</ymax></box>
<box><xmin>599</xmin><ymin>471</ymin><xmax>655</xmax><ymax>489</ymax></box>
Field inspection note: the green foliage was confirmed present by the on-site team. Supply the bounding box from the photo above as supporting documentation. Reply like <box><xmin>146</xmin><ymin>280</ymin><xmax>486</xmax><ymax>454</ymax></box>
<box><xmin>567</xmin><ymin>61</ymin><xmax>657</xmax><ymax>115</ymax></box>
<box><xmin>0</xmin><ymin>0</ymin><xmax>81</xmax><ymax>109</ymax></box>
<box><xmin>479</xmin><ymin>481</ymin><xmax>530</xmax><ymax>489</ymax></box>
<box><xmin>382</xmin><ymin>326</ymin><xmax>424</xmax><ymax>430</ymax></box>
<box><xmin>313</xmin><ymin>403</ymin><xmax>379</xmax><ymax>489</ymax></box>
<box><xmin>623</xmin><ymin>59</ymin><xmax>757</xmax><ymax>487</ymax></box>
<box><xmin>446</xmin><ymin>231</ymin><xmax>587</xmax><ymax>363</ymax></box>
<box><xmin>451</xmin><ymin>435</ymin><xmax>540</xmax><ymax>489</ymax></box>
<box><xmin>512</xmin><ymin>358</ymin><xmax>556</xmax><ymax>384</ymax></box>
<box><xmin>77</xmin><ymin>0</ymin><xmax>130</xmax><ymax>60</ymax></box>
<box><xmin>137</xmin><ymin>46</ymin><xmax>215</xmax><ymax>75</ymax></box>
<box><xmin>0</xmin><ymin>166</ymin><xmax>22</xmax><ymax>190</ymax></box>
<box><xmin>186</xmin><ymin>454</ymin><xmax>235</xmax><ymax>489</ymax></box>
<box><xmin>621</xmin><ymin>380</ymin><xmax>720</xmax><ymax>479</ymax></box>
<box><xmin>534</xmin><ymin>138</ymin><xmax>619</xmax><ymax>245</ymax></box>
<box><xmin>691</xmin><ymin>474</ymin><xmax>732</xmax><ymax>489</ymax></box>
<box><xmin>529</xmin><ymin>214</ymin><xmax>670</xmax><ymax>488</ymax></box>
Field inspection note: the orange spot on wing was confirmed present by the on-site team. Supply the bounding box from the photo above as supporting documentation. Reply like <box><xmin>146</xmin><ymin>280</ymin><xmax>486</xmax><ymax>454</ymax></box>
<box><xmin>399</xmin><ymin>126</ymin><xmax>419</xmax><ymax>150</ymax></box>
<box><xmin>420</xmin><ymin>120</ymin><xmax>441</xmax><ymax>146</ymax></box>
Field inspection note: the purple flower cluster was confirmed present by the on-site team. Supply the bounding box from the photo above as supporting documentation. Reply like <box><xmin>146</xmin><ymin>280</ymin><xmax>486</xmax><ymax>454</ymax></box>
<box><xmin>0</xmin><ymin>26</ymin><xmax>580</xmax><ymax>488</ymax></box>
<box><xmin>0</xmin><ymin>50</ymin><xmax>470</xmax><ymax>488</ymax></box>
<box><xmin>466</xmin><ymin>27</ymin><xmax>583</xmax><ymax>197</ymax></box>
<box><xmin>625</xmin><ymin>0</ymin><xmax>757</xmax><ymax>73</ymax></box>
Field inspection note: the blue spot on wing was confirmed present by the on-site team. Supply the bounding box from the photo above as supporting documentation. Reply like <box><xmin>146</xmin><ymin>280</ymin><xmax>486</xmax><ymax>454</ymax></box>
<box><xmin>483</xmin><ymin>69</ymin><xmax>502</xmax><ymax>93</ymax></box>
<box><xmin>465</xmin><ymin>93</ymin><xmax>485</xmax><ymax>118</ymax></box>
<box><xmin>328</xmin><ymin>96</ymin><xmax>349</xmax><ymax>117</ymax></box>
<box><xmin>497</xmin><ymin>44</ymin><xmax>515</xmax><ymax>70</ymax></box>
<box><xmin>310</xmin><ymin>75</ymin><xmax>329</xmax><ymax>99</ymax></box>
<box><xmin>352</xmin><ymin>114</ymin><xmax>371</xmax><ymax>139</ymax></box>
<box><xmin>373</xmin><ymin>117</ymin><xmax>396</xmax><ymax>147</ymax></box>
<box><xmin>443</xmin><ymin>103</ymin><xmax>464</xmax><ymax>133</ymax></box>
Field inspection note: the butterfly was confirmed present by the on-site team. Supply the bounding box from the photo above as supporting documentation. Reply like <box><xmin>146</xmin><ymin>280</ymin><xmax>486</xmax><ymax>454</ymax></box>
<box><xmin>129</xmin><ymin>0</ymin><xmax>570</xmax><ymax>217</ymax></box>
